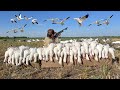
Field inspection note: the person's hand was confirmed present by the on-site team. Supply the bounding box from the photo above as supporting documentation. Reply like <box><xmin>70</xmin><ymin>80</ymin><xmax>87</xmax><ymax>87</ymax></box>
<box><xmin>58</xmin><ymin>33</ymin><xmax>61</xmax><ymax>37</ymax></box>
<box><xmin>51</xmin><ymin>34</ymin><xmax>55</xmax><ymax>39</ymax></box>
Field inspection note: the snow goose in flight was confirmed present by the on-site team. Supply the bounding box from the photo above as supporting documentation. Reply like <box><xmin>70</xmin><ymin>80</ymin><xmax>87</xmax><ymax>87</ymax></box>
<box><xmin>52</xmin><ymin>17</ymin><xmax>70</xmax><ymax>25</ymax></box>
<box><xmin>6</xmin><ymin>28</ymin><xmax>18</xmax><ymax>33</ymax></box>
<box><xmin>32</xmin><ymin>19</ymin><xmax>38</xmax><ymax>24</ymax></box>
<box><xmin>89</xmin><ymin>15</ymin><xmax>113</xmax><ymax>26</ymax></box>
<box><xmin>74</xmin><ymin>14</ymin><xmax>89</xmax><ymax>26</ymax></box>
<box><xmin>88</xmin><ymin>20</ymin><xmax>103</xmax><ymax>26</ymax></box>
<box><xmin>43</xmin><ymin>18</ymin><xmax>60</xmax><ymax>23</ymax></box>
<box><xmin>10</xmin><ymin>18</ymin><xmax>17</xmax><ymax>23</ymax></box>
<box><xmin>15</xmin><ymin>13</ymin><xmax>24</xmax><ymax>20</ymax></box>
<box><xmin>13</xmin><ymin>29</ymin><xmax>18</xmax><ymax>33</ymax></box>
<box><xmin>101</xmin><ymin>15</ymin><xmax>113</xmax><ymax>25</ymax></box>
<box><xmin>19</xmin><ymin>24</ymin><xmax>27</xmax><ymax>32</ymax></box>
<box><xmin>24</xmin><ymin>16</ymin><xmax>33</xmax><ymax>20</ymax></box>
<box><xmin>6</xmin><ymin>31</ymin><xmax>9</xmax><ymax>33</ymax></box>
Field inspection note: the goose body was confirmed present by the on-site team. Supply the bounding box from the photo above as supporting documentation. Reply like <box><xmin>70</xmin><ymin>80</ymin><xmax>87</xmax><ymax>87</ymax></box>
<box><xmin>10</xmin><ymin>18</ymin><xmax>17</xmax><ymax>23</ymax></box>
<box><xmin>74</xmin><ymin>14</ymin><xmax>89</xmax><ymax>26</ymax></box>
<box><xmin>15</xmin><ymin>13</ymin><xmax>24</xmax><ymax>20</ymax></box>
<box><xmin>52</xmin><ymin>17</ymin><xmax>70</xmax><ymax>25</ymax></box>
<box><xmin>32</xmin><ymin>19</ymin><xmax>38</xmax><ymax>24</ymax></box>
<box><xmin>24</xmin><ymin>16</ymin><xmax>33</xmax><ymax>20</ymax></box>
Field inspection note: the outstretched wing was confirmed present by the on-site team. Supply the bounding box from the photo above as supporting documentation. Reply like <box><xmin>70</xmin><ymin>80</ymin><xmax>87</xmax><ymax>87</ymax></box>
<box><xmin>80</xmin><ymin>14</ymin><xmax>89</xmax><ymax>22</ymax></box>
<box><xmin>61</xmin><ymin>17</ymin><xmax>70</xmax><ymax>22</ymax></box>
<box><xmin>54</xmin><ymin>18</ymin><xmax>60</xmax><ymax>20</ymax></box>
<box><xmin>88</xmin><ymin>19</ymin><xmax>104</xmax><ymax>26</ymax></box>
<box><xmin>88</xmin><ymin>23</ymin><xmax>92</xmax><ymax>26</ymax></box>
<box><xmin>107</xmin><ymin>15</ymin><xmax>113</xmax><ymax>20</ymax></box>
<box><xmin>6</xmin><ymin>31</ymin><xmax>10</xmax><ymax>33</ymax></box>
<box><xmin>24</xmin><ymin>16</ymin><xmax>28</xmax><ymax>20</ymax></box>
<box><xmin>19</xmin><ymin>13</ymin><xmax>22</xmax><ymax>18</ymax></box>
<box><xmin>15</xmin><ymin>15</ymin><xmax>17</xmax><ymax>17</ymax></box>
<box><xmin>88</xmin><ymin>21</ymin><xmax>96</xmax><ymax>26</ymax></box>
<box><xmin>52</xmin><ymin>22</ymin><xmax>58</xmax><ymax>24</ymax></box>
<box><xmin>43</xmin><ymin>20</ymin><xmax>47</xmax><ymax>22</ymax></box>
<box><xmin>110</xmin><ymin>15</ymin><xmax>113</xmax><ymax>18</ymax></box>
<box><xmin>32</xmin><ymin>19</ymin><xmax>37</xmax><ymax>22</ymax></box>
<box><xmin>74</xmin><ymin>18</ymin><xmax>82</xmax><ymax>26</ymax></box>
<box><xmin>24</xmin><ymin>24</ymin><xmax>27</xmax><ymax>27</ymax></box>
<box><xmin>28</xmin><ymin>17</ymin><xmax>33</xmax><ymax>19</ymax></box>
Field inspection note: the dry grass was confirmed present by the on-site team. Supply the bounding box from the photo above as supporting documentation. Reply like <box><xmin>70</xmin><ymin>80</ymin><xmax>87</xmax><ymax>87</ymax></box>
<box><xmin>0</xmin><ymin>38</ymin><xmax>120</xmax><ymax>79</ymax></box>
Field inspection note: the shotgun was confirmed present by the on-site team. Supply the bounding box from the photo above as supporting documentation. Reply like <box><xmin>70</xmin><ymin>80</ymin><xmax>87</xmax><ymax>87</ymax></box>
<box><xmin>54</xmin><ymin>27</ymin><xmax>68</xmax><ymax>38</ymax></box>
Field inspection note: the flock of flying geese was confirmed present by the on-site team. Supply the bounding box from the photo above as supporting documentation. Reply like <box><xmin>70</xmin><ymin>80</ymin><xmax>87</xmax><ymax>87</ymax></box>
<box><xmin>7</xmin><ymin>13</ymin><xmax>113</xmax><ymax>34</ymax></box>
<box><xmin>7</xmin><ymin>13</ymin><xmax>38</xmax><ymax>33</ymax></box>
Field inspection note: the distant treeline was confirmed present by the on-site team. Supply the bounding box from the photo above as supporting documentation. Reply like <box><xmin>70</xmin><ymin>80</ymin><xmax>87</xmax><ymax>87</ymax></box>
<box><xmin>0</xmin><ymin>36</ymin><xmax>120</xmax><ymax>39</ymax></box>
<box><xmin>0</xmin><ymin>36</ymin><xmax>45</xmax><ymax>40</ymax></box>
<box><xmin>61</xmin><ymin>36</ymin><xmax>120</xmax><ymax>39</ymax></box>
<box><xmin>0</xmin><ymin>36</ymin><xmax>28</xmax><ymax>39</ymax></box>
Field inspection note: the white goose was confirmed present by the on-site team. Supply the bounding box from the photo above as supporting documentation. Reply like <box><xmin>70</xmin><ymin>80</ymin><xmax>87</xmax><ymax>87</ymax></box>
<box><xmin>52</xmin><ymin>17</ymin><xmax>70</xmax><ymax>25</ymax></box>
<box><xmin>88</xmin><ymin>20</ymin><xmax>103</xmax><ymax>26</ymax></box>
<box><xmin>24</xmin><ymin>16</ymin><xmax>33</xmax><ymax>20</ymax></box>
<box><xmin>89</xmin><ymin>15</ymin><xmax>113</xmax><ymax>26</ymax></box>
<box><xmin>7</xmin><ymin>28</ymin><xmax>18</xmax><ymax>33</ymax></box>
<box><xmin>43</xmin><ymin>18</ymin><xmax>59</xmax><ymax>23</ymax></box>
<box><xmin>74</xmin><ymin>14</ymin><xmax>89</xmax><ymax>26</ymax></box>
<box><xmin>15</xmin><ymin>13</ymin><xmax>24</xmax><ymax>20</ymax></box>
<box><xmin>102</xmin><ymin>15</ymin><xmax>113</xmax><ymax>25</ymax></box>
<box><xmin>32</xmin><ymin>19</ymin><xmax>38</xmax><ymax>24</ymax></box>
<box><xmin>19</xmin><ymin>24</ymin><xmax>27</xmax><ymax>32</ymax></box>
<box><xmin>13</xmin><ymin>29</ymin><xmax>18</xmax><ymax>33</ymax></box>
<box><xmin>10</xmin><ymin>18</ymin><xmax>17</xmax><ymax>23</ymax></box>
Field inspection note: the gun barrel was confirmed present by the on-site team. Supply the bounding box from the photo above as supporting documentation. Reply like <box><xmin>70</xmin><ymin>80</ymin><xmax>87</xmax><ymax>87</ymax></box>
<box><xmin>54</xmin><ymin>30</ymin><xmax>63</xmax><ymax>38</ymax></box>
<box><xmin>54</xmin><ymin>27</ymin><xmax>68</xmax><ymax>38</ymax></box>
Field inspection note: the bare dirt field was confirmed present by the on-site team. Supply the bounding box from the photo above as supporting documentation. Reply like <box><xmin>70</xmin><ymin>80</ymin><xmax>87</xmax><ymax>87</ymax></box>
<box><xmin>0</xmin><ymin>38</ymin><xmax>120</xmax><ymax>79</ymax></box>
